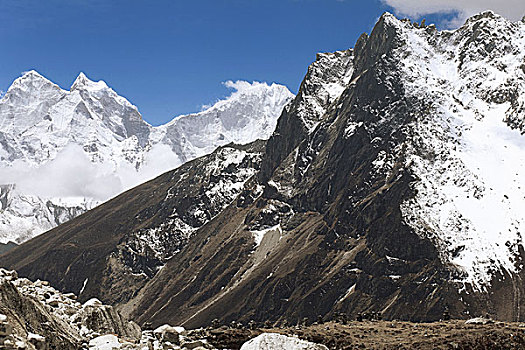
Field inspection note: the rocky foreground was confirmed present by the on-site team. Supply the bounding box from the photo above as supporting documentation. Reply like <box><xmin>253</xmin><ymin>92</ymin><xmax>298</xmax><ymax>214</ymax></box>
<box><xmin>2</xmin><ymin>268</ymin><xmax>525</xmax><ymax>349</ymax></box>
<box><xmin>0</xmin><ymin>268</ymin><xmax>327</xmax><ymax>349</ymax></box>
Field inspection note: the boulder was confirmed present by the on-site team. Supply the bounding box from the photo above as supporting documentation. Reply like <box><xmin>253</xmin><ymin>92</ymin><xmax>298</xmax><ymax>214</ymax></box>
<box><xmin>465</xmin><ymin>317</ymin><xmax>494</xmax><ymax>325</ymax></box>
<box><xmin>153</xmin><ymin>324</ymin><xmax>184</xmax><ymax>344</ymax></box>
<box><xmin>83</xmin><ymin>298</ymin><xmax>103</xmax><ymax>308</ymax></box>
<box><xmin>88</xmin><ymin>334</ymin><xmax>120</xmax><ymax>349</ymax></box>
<box><xmin>28</xmin><ymin>333</ymin><xmax>46</xmax><ymax>350</ymax></box>
<box><xmin>181</xmin><ymin>339</ymin><xmax>210</xmax><ymax>349</ymax></box>
<box><xmin>77</xmin><ymin>303</ymin><xmax>141</xmax><ymax>341</ymax></box>
<box><xmin>0</xmin><ymin>319</ymin><xmax>13</xmax><ymax>337</ymax></box>
<box><xmin>240</xmin><ymin>333</ymin><xmax>328</xmax><ymax>350</ymax></box>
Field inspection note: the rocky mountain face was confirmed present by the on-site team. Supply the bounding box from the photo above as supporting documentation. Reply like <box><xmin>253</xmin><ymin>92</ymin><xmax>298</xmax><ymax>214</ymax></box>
<box><xmin>0</xmin><ymin>72</ymin><xmax>293</xmax><ymax>244</ymax></box>
<box><xmin>2</xmin><ymin>11</ymin><xmax>525</xmax><ymax>329</ymax></box>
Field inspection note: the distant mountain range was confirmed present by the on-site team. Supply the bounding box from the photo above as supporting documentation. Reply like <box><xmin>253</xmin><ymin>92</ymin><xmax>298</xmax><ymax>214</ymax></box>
<box><xmin>0</xmin><ymin>71</ymin><xmax>293</xmax><ymax>243</ymax></box>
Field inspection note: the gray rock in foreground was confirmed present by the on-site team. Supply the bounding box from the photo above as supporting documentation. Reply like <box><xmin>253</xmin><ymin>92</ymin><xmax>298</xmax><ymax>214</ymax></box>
<box><xmin>0</xmin><ymin>268</ymin><xmax>219</xmax><ymax>349</ymax></box>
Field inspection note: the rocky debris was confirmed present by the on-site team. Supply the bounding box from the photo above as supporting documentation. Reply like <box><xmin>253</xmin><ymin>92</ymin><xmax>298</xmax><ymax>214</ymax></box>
<box><xmin>180</xmin><ymin>339</ymin><xmax>210</xmax><ymax>349</ymax></box>
<box><xmin>0</xmin><ymin>267</ymin><xmax>218</xmax><ymax>350</ymax></box>
<box><xmin>153</xmin><ymin>324</ymin><xmax>185</xmax><ymax>345</ymax></box>
<box><xmin>89</xmin><ymin>334</ymin><xmax>122</xmax><ymax>349</ymax></box>
<box><xmin>3</xmin><ymin>268</ymin><xmax>521</xmax><ymax>350</ymax></box>
<box><xmin>356</xmin><ymin>312</ymin><xmax>381</xmax><ymax>322</ymax></box>
<box><xmin>0</xmin><ymin>269</ymin><xmax>81</xmax><ymax>349</ymax></box>
<box><xmin>0</xmin><ymin>268</ymin><xmax>177</xmax><ymax>349</ymax></box>
<box><xmin>0</xmin><ymin>314</ymin><xmax>14</xmax><ymax>341</ymax></box>
<box><xmin>7</xmin><ymin>271</ymin><xmax>140</xmax><ymax>343</ymax></box>
<box><xmin>240</xmin><ymin>333</ymin><xmax>328</xmax><ymax>350</ymax></box>
<box><xmin>135</xmin><ymin>327</ymin><xmax>216</xmax><ymax>350</ymax></box>
<box><xmin>27</xmin><ymin>333</ymin><xmax>46</xmax><ymax>349</ymax></box>
<box><xmin>75</xmin><ymin>298</ymin><xmax>141</xmax><ymax>340</ymax></box>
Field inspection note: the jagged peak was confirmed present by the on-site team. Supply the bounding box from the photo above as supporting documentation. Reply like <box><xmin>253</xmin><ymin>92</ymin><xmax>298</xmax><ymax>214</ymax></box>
<box><xmin>222</xmin><ymin>80</ymin><xmax>285</xmax><ymax>96</ymax></box>
<box><xmin>371</xmin><ymin>12</ymin><xmax>405</xmax><ymax>37</ymax></box>
<box><xmin>450</xmin><ymin>10</ymin><xmax>522</xmax><ymax>49</ymax></box>
<box><xmin>70</xmin><ymin>72</ymin><xmax>108</xmax><ymax>92</ymax></box>
<box><xmin>379</xmin><ymin>11</ymin><xmax>400</xmax><ymax>24</ymax></box>
<box><xmin>7</xmin><ymin>70</ymin><xmax>59</xmax><ymax>93</ymax></box>
<box><xmin>453</xmin><ymin>10</ymin><xmax>513</xmax><ymax>31</ymax></box>
<box><xmin>350</xmin><ymin>12</ymin><xmax>404</xmax><ymax>77</ymax></box>
<box><xmin>20</xmin><ymin>70</ymin><xmax>46</xmax><ymax>79</ymax></box>
<box><xmin>215</xmin><ymin>80</ymin><xmax>292</xmax><ymax>109</ymax></box>
<box><xmin>465</xmin><ymin>10</ymin><xmax>501</xmax><ymax>23</ymax></box>
<box><xmin>315</xmin><ymin>49</ymin><xmax>353</xmax><ymax>62</ymax></box>
<box><xmin>69</xmin><ymin>72</ymin><xmax>141</xmax><ymax>112</ymax></box>
<box><xmin>166</xmin><ymin>80</ymin><xmax>293</xmax><ymax>125</ymax></box>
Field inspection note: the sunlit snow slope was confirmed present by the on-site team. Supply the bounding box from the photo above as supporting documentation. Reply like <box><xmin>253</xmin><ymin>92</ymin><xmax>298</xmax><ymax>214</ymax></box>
<box><xmin>385</xmin><ymin>12</ymin><xmax>525</xmax><ymax>290</ymax></box>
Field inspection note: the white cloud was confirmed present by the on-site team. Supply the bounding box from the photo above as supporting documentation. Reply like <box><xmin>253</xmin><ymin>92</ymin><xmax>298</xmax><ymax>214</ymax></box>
<box><xmin>0</xmin><ymin>143</ymin><xmax>182</xmax><ymax>202</ymax></box>
<box><xmin>382</xmin><ymin>0</ymin><xmax>525</xmax><ymax>27</ymax></box>
<box><xmin>119</xmin><ymin>143</ymin><xmax>182</xmax><ymax>190</ymax></box>
<box><xmin>223</xmin><ymin>80</ymin><xmax>269</xmax><ymax>94</ymax></box>
<box><xmin>0</xmin><ymin>145</ymin><xmax>122</xmax><ymax>200</ymax></box>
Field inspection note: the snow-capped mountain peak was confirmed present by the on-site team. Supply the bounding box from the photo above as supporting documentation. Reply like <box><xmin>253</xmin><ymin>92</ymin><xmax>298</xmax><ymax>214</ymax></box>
<box><xmin>70</xmin><ymin>71</ymin><xmax>110</xmax><ymax>92</ymax></box>
<box><xmin>155</xmin><ymin>80</ymin><xmax>294</xmax><ymax>163</ymax></box>
<box><xmin>10</xmin><ymin>70</ymin><xmax>54</xmax><ymax>89</ymax></box>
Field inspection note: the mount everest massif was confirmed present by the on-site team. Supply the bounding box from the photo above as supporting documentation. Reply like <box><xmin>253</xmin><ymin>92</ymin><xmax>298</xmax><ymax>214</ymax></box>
<box><xmin>2</xmin><ymin>8</ymin><xmax>525</xmax><ymax>350</ymax></box>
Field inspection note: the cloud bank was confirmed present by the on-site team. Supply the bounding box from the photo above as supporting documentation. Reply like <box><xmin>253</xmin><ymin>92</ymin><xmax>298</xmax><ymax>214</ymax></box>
<box><xmin>382</xmin><ymin>0</ymin><xmax>525</xmax><ymax>28</ymax></box>
<box><xmin>0</xmin><ymin>144</ymin><xmax>182</xmax><ymax>202</ymax></box>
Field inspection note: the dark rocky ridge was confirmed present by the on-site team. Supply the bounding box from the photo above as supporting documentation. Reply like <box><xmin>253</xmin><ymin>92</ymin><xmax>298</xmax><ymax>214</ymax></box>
<box><xmin>2</xmin><ymin>12</ymin><xmax>525</xmax><ymax>328</ymax></box>
<box><xmin>125</xmin><ymin>13</ymin><xmax>464</xmax><ymax>328</ymax></box>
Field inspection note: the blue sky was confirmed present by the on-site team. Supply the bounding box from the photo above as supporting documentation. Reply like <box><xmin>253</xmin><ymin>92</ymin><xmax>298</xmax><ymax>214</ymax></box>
<box><xmin>0</xmin><ymin>0</ymin><xmax>516</xmax><ymax>125</ymax></box>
